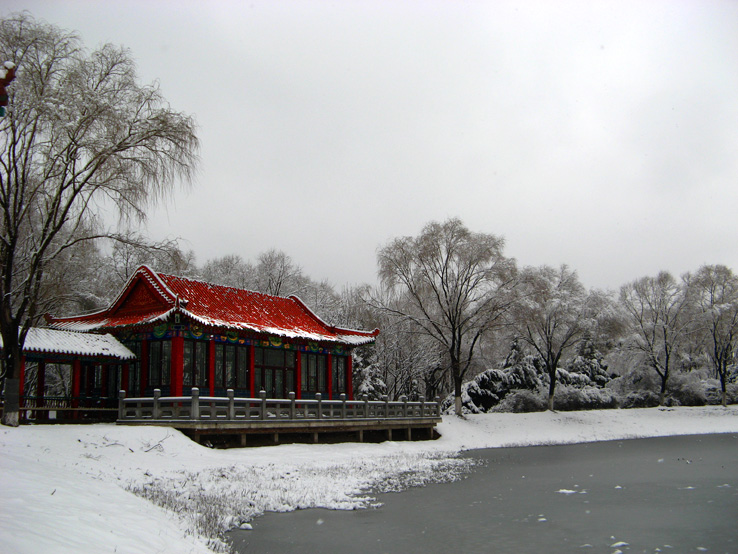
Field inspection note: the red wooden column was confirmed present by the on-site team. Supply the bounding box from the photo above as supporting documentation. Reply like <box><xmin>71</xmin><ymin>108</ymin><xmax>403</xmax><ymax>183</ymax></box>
<box><xmin>171</xmin><ymin>335</ymin><xmax>184</xmax><ymax>397</ymax></box>
<box><xmin>208</xmin><ymin>338</ymin><xmax>216</xmax><ymax>396</ymax></box>
<box><xmin>346</xmin><ymin>355</ymin><xmax>354</xmax><ymax>400</ymax></box>
<box><xmin>248</xmin><ymin>344</ymin><xmax>255</xmax><ymax>396</ymax></box>
<box><xmin>295</xmin><ymin>351</ymin><xmax>302</xmax><ymax>399</ymax></box>
<box><xmin>327</xmin><ymin>353</ymin><xmax>333</xmax><ymax>400</ymax></box>
<box><xmin>36</xmin><ymin>360</ymin><xmax>46</xmax><ymax>419</ymax></box>
<box><xmin>140</xmin><ymin>339</ymin><xmax>149</xmax><ymax>396</ymax></box>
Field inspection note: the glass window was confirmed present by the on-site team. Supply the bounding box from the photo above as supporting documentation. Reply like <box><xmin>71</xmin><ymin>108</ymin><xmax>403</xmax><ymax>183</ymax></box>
<box><xmin>149</xmin><ymin>342</ymin><xmax>161</xmax><ymax>386</ymax></box>
<box><xmin>333</xmin><ymin>356</ymin><xmax>346</xmax><ymax>394</ymax></box>
<box><xmin>148</xmin><ymin>340</ymin><xmax>171</xmax><ymax>387</ymax></box>
<box><xmin>183</xmin><ymin>341</ymin><xmax>193</xmax><ymax>386</ymax></box>
<box><xmin>225</xmin><ymin>345</ymin><xmax>236</xmax><ymax>388</ymax></box>
<box><xmin>237</xmin><ymin>349</ymin><xmax>248</xmax><ymax>388</ymax></box>
<box><xmin>214</xmin><ymin>344</ymin><xmax>224</xmax><ymax>388</ymax></box>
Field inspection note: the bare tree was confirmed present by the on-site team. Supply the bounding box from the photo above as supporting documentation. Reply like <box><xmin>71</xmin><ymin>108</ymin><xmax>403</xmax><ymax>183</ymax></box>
<box><xmin>200</xmin><ymin>254</ymin><xmax>254</xmax><ymax>289</ymax></box>
<box><xmin>619</xmin><ymin>271</ymin><xmax>690</xmax><ymax>405</ymax></box>
<box><xmin>684</xmin><ymin>265</ymin><xmax>738</xmax><ymax>406</ymax></box>
<box><xmin>508</xmin><ymin>265</ymin><xmax>596</xmax><ymax>411</ymax></box>
<box><xmin>0</xmin><ymin>14</ymin><xmax>199</xmax><ymax>426</ymax></box>
<box><xmin>375</xmin><ymin>218</ymin><xmax>516</xmax><ymax>415</ymax></box>
<box><xmin>255</xmin><ymin>249</ymin><xmax>302</xmax><ymax>296</ymax></box>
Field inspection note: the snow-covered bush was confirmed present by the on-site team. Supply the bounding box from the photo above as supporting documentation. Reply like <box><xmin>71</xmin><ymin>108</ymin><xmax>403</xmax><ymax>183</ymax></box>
<box><xmin>553</xmin><ymin>385</ymin><xmax>619</xmax><ymax>411</ymax></box>
<box><xmin>619</xmin><ymin>390</ymin><xmax>660</xmax><ymax>408</ymax></box>
<box><xmin>666</xmin><ymin>372</ymin><xmax>707</xmax><ymax>406</ymax></box>
<box><xmin>442</xmin><ymin>355</ymin><xmax>546</xmax><ymax>413</ymax></box>
<box><xmin>554</xmin><ymin>367</ymin><xmax>593</xmax><ymax>388</ymax></box>
<box><xmin>493</xmin><ymin>389</ymin><xmax>547</xmax><ymax>413</ymax></box>
<box><xmin>703</xmin><ymin>379</ymin><xmax>738</xmax><ymax>405</ymax></box>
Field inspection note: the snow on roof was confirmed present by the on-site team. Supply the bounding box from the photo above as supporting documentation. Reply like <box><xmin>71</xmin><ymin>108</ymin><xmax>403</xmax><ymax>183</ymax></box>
<box><xmin>48</xmin><ymin>266</ymin><xmax>379</xmax><ymax>346</ymax></box>
<box><xmin>0</xmin><ymin>328</ymin><xmax>136</xmax><ymax>360</ymax></box>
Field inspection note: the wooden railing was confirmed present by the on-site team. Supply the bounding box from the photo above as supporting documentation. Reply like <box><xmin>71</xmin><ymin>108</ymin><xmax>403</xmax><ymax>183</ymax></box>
<box><xmin>118</xmin><ymin>388</ymin><xmax>442</xmax><ymax>423</ymax></box>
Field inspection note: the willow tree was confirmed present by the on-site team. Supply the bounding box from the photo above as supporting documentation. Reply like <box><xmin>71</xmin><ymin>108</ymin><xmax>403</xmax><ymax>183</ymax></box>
<box><xmin>376</xmin><ymin>218</ymin><xmax>516</xmax><ymax>415</ymax></box>
<box><xmin>0</xmin><ymin>13</ymin><xmax>199</xmax><ymax>426</ymax></box>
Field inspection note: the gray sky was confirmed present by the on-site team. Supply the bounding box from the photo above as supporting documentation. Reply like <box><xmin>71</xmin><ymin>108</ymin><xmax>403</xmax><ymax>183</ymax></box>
<box><xmin>5</xmin><ymin>1</ymin><xmax>738</xmax><ymax>291</ymax></box>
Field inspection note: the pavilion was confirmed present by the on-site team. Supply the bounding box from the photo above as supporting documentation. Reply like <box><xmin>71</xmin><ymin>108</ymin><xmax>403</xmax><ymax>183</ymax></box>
<box><xmin>46</xmin><ymin>265</ymin><xmax>379</xmax><ymax>405</ymax></box>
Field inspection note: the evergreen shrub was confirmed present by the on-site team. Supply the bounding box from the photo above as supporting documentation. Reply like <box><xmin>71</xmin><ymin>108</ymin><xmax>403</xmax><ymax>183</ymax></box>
<box><xmin>494</xmin><ymin>389</ymin><xmax>547</xmax><ymax>413</ymax></box>
<box><xmin>553</xmin><ymin>385</ymin><xmax>619</xmax><ymax>411</ymax></box>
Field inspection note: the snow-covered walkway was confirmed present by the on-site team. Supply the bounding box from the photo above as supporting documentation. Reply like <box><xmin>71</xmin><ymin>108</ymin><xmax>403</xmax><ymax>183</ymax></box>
<box><xmin>1</xmin><ymin>406</ymin><xmax>736</xmax><ymax>553</ymax></box>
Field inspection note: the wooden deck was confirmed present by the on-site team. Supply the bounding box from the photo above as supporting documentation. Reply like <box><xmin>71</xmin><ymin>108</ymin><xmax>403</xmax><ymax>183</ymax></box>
<box><xmin>117</xmin><ymin>389</ymin><xmax>443</xmax><ymax>446</ymax></box>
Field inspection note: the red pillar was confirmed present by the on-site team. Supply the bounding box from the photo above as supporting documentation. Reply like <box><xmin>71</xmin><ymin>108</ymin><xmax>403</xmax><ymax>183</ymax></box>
<box><xmin>347</xmin><ymin>355</ymin><xmax>354</xmax><ymax>400</ymax></box>
<box><xmin>140</xmin><ymin>339</ymin><xmax>149</xmax><ymax>396</ymax></box>
<box><xmin>208</xmin><ymin>338</ymin><xmax>216</xmax><ymax>396</ymax></box>
<box><xmin>248</xmin><ymin>344</ymin><xmax>255</xmax><ymax>397</ymax></box>
<box><xmin>327</xmin><ymin>353</ymin><xmax>333</xmax><ymax>400</ymax></box>
<box><xmin>295</xmin><ymin>351</ymin><xmax>302</xmax><ymax>400</ymax></box>
<box><xmin>171</xmin><ymin>335</ymin><xmax>184</xmax><ymax>396</ymax></box>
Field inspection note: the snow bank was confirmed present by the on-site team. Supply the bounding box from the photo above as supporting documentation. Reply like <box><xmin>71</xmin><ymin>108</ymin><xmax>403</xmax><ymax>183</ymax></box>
<box><xmin>1</xmin><ymin>406</ymin><xmax>736</xmax><ymax>553</ymax></box>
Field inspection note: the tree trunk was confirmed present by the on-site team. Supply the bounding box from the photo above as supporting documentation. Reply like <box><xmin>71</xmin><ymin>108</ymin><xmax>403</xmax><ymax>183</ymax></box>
<box><xmin>454</xmin><ymin>374</ymin><xmax>463</xmax><ymax>416</ymax></box>
<box><xmin>2</xmin><ymin>378</ymin><xmax>20</xmax><ymax>427</ymax></box>
<box><xmin>1</xmin><ymin>329</ymin><xmax>23</xmax><ymax>427</ymax></box>
<box><xmin>547</xmin><ymin>369</ymin><xmax>556</xmax><ymax>411</ymax></box>
<box><xmin>659</xmin><ymin>373</ymin><xmax>668</xmax><ymax>406</ymax></box>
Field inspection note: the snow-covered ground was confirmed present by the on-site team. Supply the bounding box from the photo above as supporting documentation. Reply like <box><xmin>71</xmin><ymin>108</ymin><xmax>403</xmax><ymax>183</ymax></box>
<box><xmin>1</xmin><ymin>406</ymin><xmax>736</xmax><ymax>553</ymax></box>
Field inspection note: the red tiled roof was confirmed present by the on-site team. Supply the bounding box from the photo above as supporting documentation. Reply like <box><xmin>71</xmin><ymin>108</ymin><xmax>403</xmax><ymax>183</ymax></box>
<box><xmin>47</xmin><ymin>266</ymin><xmax>379</xmax><ymax>346</ymax></box>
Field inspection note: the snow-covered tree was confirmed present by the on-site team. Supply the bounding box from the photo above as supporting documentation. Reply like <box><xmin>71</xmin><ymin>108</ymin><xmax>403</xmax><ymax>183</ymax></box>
<box><xmin>0</xmin><ymin>13</ymin><xmax>199</xmax><ymax>426</ymax></box>
<box><xmin>684</xmin><ymin>264</ymin><xmax>738</xmax><ymax>406</ymax></box>
<box><xmin>508</xmin><ymin>265</ymin><xmax>596</xmax><ymax>411</ymax></box>
<box><xmin>200</xmin><ymin>254</ymin><xmax>254</xmax><ymax>289</ymax></box>
<box><xmin>619</xmin><ymin>271</ymin><xmax>690</xmax><ymax>406</ymax></box>
<box><xmin>375</xmin><ymin>218</ymin><xmax>517</xmax><ymax>414</ymax></box>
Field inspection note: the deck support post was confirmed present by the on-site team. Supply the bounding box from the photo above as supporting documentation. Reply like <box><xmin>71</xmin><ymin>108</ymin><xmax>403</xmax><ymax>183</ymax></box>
<box><xmin>191</xmin><ymin>388</ymin><xmax>199</xmax><ymax>420</ymax></box>
<box><xmin>118</xmin><ymin>390</ymin><xmax>126</xmax><ymax>420</ymax></box>
<box><xmin>240</xmin><ymin>434</ymin><xmax>247</xmax><ymax>447</ymax></box>
<box><xmin>289</xmin><ymin>392</ymin><xmax>296</xmax><ymax>419</ymax></box>
<box><xmin>357</xmin><ymin>429</ymin><xmax>363</xmax><ymax>442</ymax></box>
<box><xmin>153</xmin><ymin>389</ymin><xmax>161</xmax><ymax>419</ymax></box>
<box><xmin>227</xmin><ymin>389</ymin><xmax>235</xmax><ymax>420</ymax></box>
<box><xmin>312</xmin><ymin>432</ymin><xmax>319</xmax><ymax>444</ymax></box>
<box><xmin>387</xmin><ymin>428</ymin><xmax>392</xmax><ymax>441</ymax></box>
<box><xmin>273</xmin><ymin>432</ymin><xmax>279</xmax><ymax>444</ymax></box>
<box><xmin>406</xmin><ymin>427</ymin><xmax>412</xmax><ymax>441</ymax></box>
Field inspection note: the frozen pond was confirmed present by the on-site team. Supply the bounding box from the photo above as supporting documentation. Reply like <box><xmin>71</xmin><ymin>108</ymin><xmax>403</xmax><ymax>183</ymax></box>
<box><xmin>231</xmin><ymin>433</ymin><xmax>737</xmax><ymax>553</ymax></box>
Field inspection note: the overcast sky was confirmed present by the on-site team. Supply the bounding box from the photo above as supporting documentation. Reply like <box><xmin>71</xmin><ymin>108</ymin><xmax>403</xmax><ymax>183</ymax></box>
<box><xmin>5</xmin><ymin>1</ymin><xmax>738</xmax><ymax>291</ymax></box>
